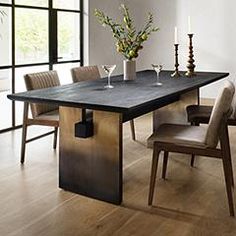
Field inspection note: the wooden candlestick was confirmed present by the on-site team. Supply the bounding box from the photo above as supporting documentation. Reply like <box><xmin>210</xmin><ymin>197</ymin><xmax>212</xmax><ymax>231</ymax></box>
<box><xmin>171</xmin><ymin>44</ymin><xmax>181</xmax><ymax>78</ymax></box>
<box><xmin>185</xmin><ymin>34</ymin><xmax>196</xmax><ymax>77</ymax></box>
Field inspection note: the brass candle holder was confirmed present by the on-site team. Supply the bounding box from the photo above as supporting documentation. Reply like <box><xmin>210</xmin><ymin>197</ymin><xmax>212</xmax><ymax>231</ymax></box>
<box><xmin>185</xmin><ymin>33</ymin><xmax>196</xmax><ymax>77</ymax></box>
<box><xmin>171</xmin><ymin>44</ymin><xmax>181</xmax><ymax>78</ymax></box>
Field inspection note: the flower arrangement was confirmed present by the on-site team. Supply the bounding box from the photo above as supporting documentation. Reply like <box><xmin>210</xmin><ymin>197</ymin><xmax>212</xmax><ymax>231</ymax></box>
<box><xmin>94</xmin><ymin>4</ymin><xmax>159</xmax><ymax>61</ymax></box>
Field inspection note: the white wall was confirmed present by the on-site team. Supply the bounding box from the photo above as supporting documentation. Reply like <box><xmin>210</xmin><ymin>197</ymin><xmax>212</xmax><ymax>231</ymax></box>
<box><xmin>175</xmin><ymin>0</ymin><xmax>236</xmax><ymax>98</ymax></box>
<box><xmin>88</xmin><ymin>0</ymin><xmax>126</xmax><ymax>76</ymax></box>
<box><xmin>88</xmin><ymin>0</ymin><xmax>236</xmax><ymax>98</ymax></box>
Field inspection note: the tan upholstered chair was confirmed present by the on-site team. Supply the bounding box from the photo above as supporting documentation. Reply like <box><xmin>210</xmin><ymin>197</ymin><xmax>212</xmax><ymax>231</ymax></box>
<box><xmin>148</xmin><ymin>81</ymin><xmax>235</xmax><ymax>216</ymax></box>
<box><xmin>21</xmin><ymin>71</ymin><xmax>60</xmax><ymax>164</ymax></box>
<box><xmin>71</xmin><ymin>65</ymin><xmax>136</xmax><ymax>140</ymax></box>
<box><xmin>187</xmin><ymin>93</ymin><xmax>236</xmax><ymax>167</ymax></box>
<box><xmin>71</xmin><ymin>65</ymin><xmax>101</xmax><ymax>82</ymax></box>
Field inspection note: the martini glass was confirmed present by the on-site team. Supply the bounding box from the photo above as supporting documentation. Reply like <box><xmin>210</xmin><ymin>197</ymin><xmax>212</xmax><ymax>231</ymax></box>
<box><xmin>152</xmin><ymin>64</ymin><xmax>163</xmax><ymax>86</ymax></box>
<box><xmin>102</xmin><ymin>65</ymin><xmax>116</xmax><ymax>89</ymax></box>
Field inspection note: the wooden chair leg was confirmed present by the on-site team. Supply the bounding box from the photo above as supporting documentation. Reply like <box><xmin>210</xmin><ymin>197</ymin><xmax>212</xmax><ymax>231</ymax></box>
<box><xmin>130</xmin><ymin>119</ymin><xmax>136</xmax><ymax>141</ymax></box>
<box><xmin>190</xmin><ymin>155</ymin><xmax>195</xmax><ymax>167</ymax></box>
<box><xmin>148</xmin><ymin>143</ymin><xmax>161</xmax><ymax>206</ymax></box>
<box><xmin>228</xmin><ymin>154</ymin><xmax>234</xmax><ymax>188</ymax></box>
<box><xmin>162</xmin><ymin>151</ymin><xmax>169</xmax><ymax>179</ymax></box>
<box><xmin>21</xmin><ymin>102</ymin><xmax>29</xmax><ymax>164</ymax></box>
<box><xmin>53</xmin><ymin>127</ymin><xmax>58</xmax><ymax>149</ymax></box>
<box><xmin>190</xmin><ymin>122</ymin><xmax>198</xmax><ymax>167</ymax></box>
<box><xmin>225</xmin><ymin>125</ymin><xmax>234</xmax><ymax>187</ymax></box>
<box><xmin>221</xmin><ymin>128</ymin><xmax>235</xmax><ymax>217</ymax></box>
<box><xmin>222</xmin><ymin>156</ymin><xmax>235</xmax><ymax>216</ymax></box>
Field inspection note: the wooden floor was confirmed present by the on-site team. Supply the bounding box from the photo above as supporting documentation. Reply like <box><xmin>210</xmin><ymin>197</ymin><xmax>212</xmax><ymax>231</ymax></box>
<box><xmin>1</xmin><ymin>112</ymin><xmax>236</xmax><ymax>236</ymax></box>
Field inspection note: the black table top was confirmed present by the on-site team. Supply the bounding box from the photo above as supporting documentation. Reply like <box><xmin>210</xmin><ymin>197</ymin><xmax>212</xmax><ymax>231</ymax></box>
<box><xmin>8</xmin><ymin>70</ymin><xmax>228</xmax><ymax>118</ymax></box>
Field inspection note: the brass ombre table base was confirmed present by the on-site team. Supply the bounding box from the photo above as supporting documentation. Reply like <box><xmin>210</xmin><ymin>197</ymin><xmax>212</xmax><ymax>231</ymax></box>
<box><xmin>59</xmin><ymin>107</ymin><xmax>123</xmax><ymax>204</ymax></box>
<box><xmin>59</xmin><ymin>91</ymin><xmax>199</xmax><ymax>204</ymax></box>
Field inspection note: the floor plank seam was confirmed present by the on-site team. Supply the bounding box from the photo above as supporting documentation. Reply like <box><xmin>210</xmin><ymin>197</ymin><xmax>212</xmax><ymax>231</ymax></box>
<box><xmin>8</xmin><ymin>194</ymin><xmax>78</xmax><ymax>236</ymax></box>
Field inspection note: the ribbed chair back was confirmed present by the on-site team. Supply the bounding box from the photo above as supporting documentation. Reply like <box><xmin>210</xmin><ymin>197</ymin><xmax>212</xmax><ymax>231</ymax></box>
<box><xmin>24</xmin><ymin>71</ymin><xmax>60</xmax><ymax>118</ymax></box>
<box><xmin>71</xmin><ymin>66</ymin><xmax>101</xmax><ymax>83</ymax></box>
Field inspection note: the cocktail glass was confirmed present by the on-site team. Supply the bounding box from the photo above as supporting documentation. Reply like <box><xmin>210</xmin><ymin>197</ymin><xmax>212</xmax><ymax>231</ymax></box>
<box><xmin>152</xmin><ymin>64</ymin><xmax>163</xmax><ymax>86</ymax></box>
<box><xmin>102</xmin><ymin>65</ymin><xmax>116</xmax><ymax>89</ymax></box>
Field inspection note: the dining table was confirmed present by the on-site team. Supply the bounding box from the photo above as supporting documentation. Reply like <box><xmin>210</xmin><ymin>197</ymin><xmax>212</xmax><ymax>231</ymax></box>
<box><xmin>7</xmin><ymin>70</ymin><xmax>229</xmax><ymax>204</ymax></box>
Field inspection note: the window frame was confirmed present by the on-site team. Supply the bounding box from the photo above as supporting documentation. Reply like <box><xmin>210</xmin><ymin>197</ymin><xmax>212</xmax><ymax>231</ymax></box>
<box><xmin>0</xmin><ymin>0</ymin><xmax>84</xmax><ymax>133</ymax></box>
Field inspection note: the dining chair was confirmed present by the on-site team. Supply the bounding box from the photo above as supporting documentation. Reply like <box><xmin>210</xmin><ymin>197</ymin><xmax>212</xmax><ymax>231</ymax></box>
<box><xmin>21</xmin><ymin>71</ymin><xmax>60</xmax><ymax>164</ymax></box>
<box><xmin>71</xmin><ymin>65</ymin><xmax>136</xmax><ymax>140</ymax></box>
<box><xmin>148</xmin><ymin>81</ymin><xmax>235</xmax><ymax>216</ymax></box>
<box><xmin>186</xmin><ymin>94</ymin><xmax>236</xmax><ymax>167</ymax></box>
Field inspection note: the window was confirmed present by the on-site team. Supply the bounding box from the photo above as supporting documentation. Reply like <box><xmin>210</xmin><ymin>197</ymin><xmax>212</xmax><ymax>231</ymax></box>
<box><xmin>0</xmin><ymin>0</ymin><xmax>83</xmax><ymax>132</ymax></box>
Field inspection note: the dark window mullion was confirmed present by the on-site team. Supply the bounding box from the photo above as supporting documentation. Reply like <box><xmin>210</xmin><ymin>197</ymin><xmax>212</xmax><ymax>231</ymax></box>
<box><xmin>12</xmin><ymin>0</ymin><xmax>16</xmax><ymax>126</ymax></box>
<box><xmin>48</xmin><ymin>0</ymin><xmax>58</xmax><ymax>70</ymax></box>
<box><xmin>0</xmin><ymin>3</ymin><xmax>11</xmax><ymax>7</ymax></box>
<box><xmin>80</xmin><ymin>0</ymin><xmax>84</xmax><ymax>66</ymax></box>
<box><xmin>49</xmin><ymin>9</ymin><xmax>58</xmax><ymax>65</ymax></box>
<box><xmin>54</xmin><ymin>60</ymin><xmax>81</xmax><ymax>65</ymax></box>
<box><xmin>14</xmin><ymin>5</ymin><xmax>48</xmax><ymax>11</ymax></box>
<box><xmin>49</xmin><ymin>0</ymin><xmax>52</xmax><ymax>70</ymax></box>
<box><xmin>52</xmin><ymin>8</ymin><xmax>80</xmax><ymax>13</ymax></box>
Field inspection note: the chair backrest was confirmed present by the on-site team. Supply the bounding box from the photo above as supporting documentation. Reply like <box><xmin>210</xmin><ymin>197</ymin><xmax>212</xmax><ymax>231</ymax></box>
<box><xmin>71</xmin><ymin>66</ymin><xmax>101</xmax><ymax>83</ymax></box>
<box><xmin>205</xmin><ymin>80</ymin><xmax>235</xmax><ymax>148</ymax></box>
<box><xmin>24</xmin><ymin>71</ymin><xmax>60</xmax><ymax>118</ymax></box>
<box><xmin>231</xmin><ymin>93</ymin><xmax>236</xmax><ymax>119</ymax></box>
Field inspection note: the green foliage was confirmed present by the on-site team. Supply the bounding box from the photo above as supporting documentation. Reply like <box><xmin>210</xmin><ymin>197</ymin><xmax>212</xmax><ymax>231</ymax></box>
<box><xmin>15</xmin><ymin>10</ymin><xmax>73</xmax><ymax>61</ymax></box>
<box><xmin>58</xmin><ymin>15</ymin><xmax>73</xmax><ymax>55</ymax></box>
<box><xmin>0</xmin><ymin>4</ymin><xmax>74</xmax><ymax>61</ymax></box>
<box><xmin>0</xmin><ymin>10</ymin><xmax>6</xmax><ymax>24</ymax></box>
<box><xmin>94</xmin><ymin>4</ymin><xmax>159</xmax><ymax>60</ymax></box>
<box><xmin>15</xmin><ymin>10</ymin><xmax>48</xmax><ymax>58</ymax></box>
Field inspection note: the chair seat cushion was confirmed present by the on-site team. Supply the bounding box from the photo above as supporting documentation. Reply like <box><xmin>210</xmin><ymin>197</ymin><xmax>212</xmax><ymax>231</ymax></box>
<box><xmin>35</xmin><ymin>109</ymin><xmax>93</xmax><ymax>124</ymax></box>
<box><xmin>35</xmin><ymin>109</ymin><xmax>59</xmax><ymax>121</ymax></box>
<box><xmin>152</xmin><ymin>123</ymin><xmax>208</xmax><ymax>147</ymax></box>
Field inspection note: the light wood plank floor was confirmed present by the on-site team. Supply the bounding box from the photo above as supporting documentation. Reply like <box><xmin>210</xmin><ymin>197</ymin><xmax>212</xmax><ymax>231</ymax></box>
<box><xmin>1</xmin><ymin>113</ymin><xmax>236</xmax><ymax>236</ymax></box>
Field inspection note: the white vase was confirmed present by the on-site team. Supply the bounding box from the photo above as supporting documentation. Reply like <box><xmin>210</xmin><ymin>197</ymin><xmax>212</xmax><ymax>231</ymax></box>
<box><xmin>123</xmin><ymin>60</ymin><xmax>136</xmax><ymax>81</ymax></box>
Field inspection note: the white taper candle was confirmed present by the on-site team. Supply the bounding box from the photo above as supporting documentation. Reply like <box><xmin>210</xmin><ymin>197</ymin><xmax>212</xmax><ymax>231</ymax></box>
<box><xmin>174</xmin><ymin>27</ymin><xmax>178</xmax><ymax>44</ymax></box>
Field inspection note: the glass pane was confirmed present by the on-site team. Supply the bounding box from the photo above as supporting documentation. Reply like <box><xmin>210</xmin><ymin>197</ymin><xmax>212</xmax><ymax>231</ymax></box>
<box><xmin>0</xmin><ymin>0</ymin><xmax>11</xmax><ymax>3</ymax></box>
<box><xmin>53</xmin><ymin>0</ymin><xmax>80</xmax><ymax>10</ymax></box>
<box><xmin>0</xmin><ymin>7</ymin><xmax>12</xmax><ymax>66</ymax></box>
<box><xmin>15</xmin><ymin>8</ymin><xmax>48</xmax><ymax>65</ymax></box>
<box><xmin>15</xmin><ymin>65</ymin><xmax>49</xmax><ymax>125</ymax></box>
<box><xmin>58</xmin><ymin>12</ymin><xmax>80</xmax><ymax>62</ymax></box>
<box><xmin>0</xmin><ymin>69</ymin><xmax>12</xmax><ymax>130</ymax></box>
<box><xmin>53</xmin><ymin>63</ymin><xmax>80</xmax><ymax>85</ymax></box>
<box><xmin>15</xmin><ymin>0</ymin><xmax>48</xmax><ymax>7</ymax></box>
